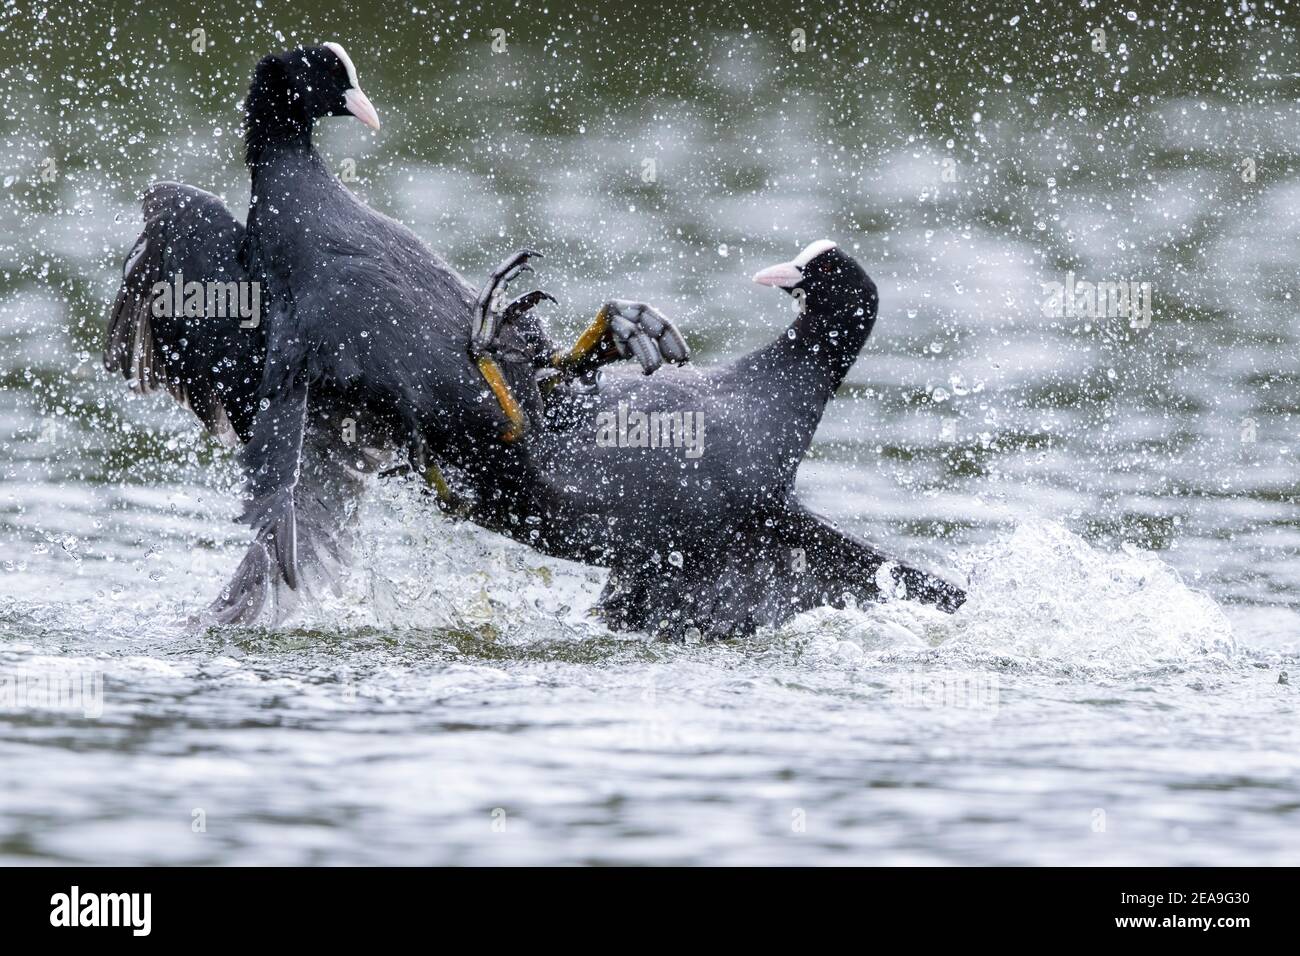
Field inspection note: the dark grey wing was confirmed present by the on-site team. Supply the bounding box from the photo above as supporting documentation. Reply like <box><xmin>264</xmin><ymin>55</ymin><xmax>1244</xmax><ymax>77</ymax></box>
<box><xmin>104</xmin><ymin>181</ymin><xmax>264</xmax><ymax>442</ymax></box>
<box><xmin>779</xmin><ymin>505</ymin><xmax>966</xmax><ymax>614</ymax></box>
<box><xmin>595</xmin><ymin>502</ymin><xmax>966</xmax><ymax>639</ymax></box>
<box><xmin>207</xmin><ymin>370</ymin><xmax>368</xmax><ymax>625</ymax></box>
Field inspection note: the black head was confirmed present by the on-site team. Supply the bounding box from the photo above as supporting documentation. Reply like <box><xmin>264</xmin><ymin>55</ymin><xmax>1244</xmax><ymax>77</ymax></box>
<box><xmin>752</xmin><ymin>240</ymin><xmax>878</xmax><ymax>321</ymax></box>
<box><xmin>244</xmin><ymin>42</ymin><xmax>379</xmax><ymax>161</ymax></box>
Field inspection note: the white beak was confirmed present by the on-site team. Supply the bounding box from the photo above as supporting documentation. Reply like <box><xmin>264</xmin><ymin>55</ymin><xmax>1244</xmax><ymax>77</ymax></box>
<box><xmin>752</xmin><ymin>261</ymin><xmax>803</xmax><ymax>288</ymax></box>
<box><xmin>344</xmin><ymin>88</ymin><xmax>381</xmax><ymax>131</ymax></box>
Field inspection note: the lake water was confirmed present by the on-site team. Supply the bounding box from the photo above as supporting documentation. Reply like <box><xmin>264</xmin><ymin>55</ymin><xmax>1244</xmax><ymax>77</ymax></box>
<box><xmin>1</xmin><ymin>2</ymin><xmax>1297</xmax><ymax>864</ymax></box>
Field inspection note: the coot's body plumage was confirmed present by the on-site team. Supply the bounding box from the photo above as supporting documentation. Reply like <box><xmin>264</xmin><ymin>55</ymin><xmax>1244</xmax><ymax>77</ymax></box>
<box><xmin>466</xmin><ymin>241</ymin><xmax>967</xmax><ymax>637</ymax></box>
<box><xmin>107</xmin><ymin>44</ymin><xmax>526</xmax><ymax>622</ymax></box>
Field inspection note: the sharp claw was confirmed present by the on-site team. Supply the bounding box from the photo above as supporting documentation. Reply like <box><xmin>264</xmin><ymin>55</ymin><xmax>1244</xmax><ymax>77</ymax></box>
<box><xmin>502</xmin><ymin>289</ymin><xmax>558</xmax><ymax>322</ymax></box>
<box><xmin>500</xmin><ymin>249</ymin><xmax>541</xmax><ymax>273</ymax></box>
<box><xmin>474</xmin><ymin>250</ymin><xmax>547</xmax><ymax>355</ymax></box>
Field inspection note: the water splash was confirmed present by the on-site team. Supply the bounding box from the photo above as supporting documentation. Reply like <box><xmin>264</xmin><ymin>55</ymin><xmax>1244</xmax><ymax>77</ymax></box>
<box><xmin>952</xmin><ymin>521</ymin><xmax>1235</xmax><ymax>667</ymax></box>
<box><xmin>778</xmin><ymin>521</ymin><xmax>1235</xmax><ymax>673</ymax></box>
<box><xmin>297</xmin><ymin>480</ymin><xmax>609</xmax><ymax>645</ymax></box>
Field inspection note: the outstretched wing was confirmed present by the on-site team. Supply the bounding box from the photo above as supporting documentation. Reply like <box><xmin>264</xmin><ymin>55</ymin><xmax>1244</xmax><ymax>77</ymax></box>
<box><xmin>104</xmin><ymin>181</ymin><xmax>264</xmax><ymax>442</ymax></box>
<box><xmin>206</xmin><ymin>370</ymin><xmax>370</xmax><ymax>626</ymax></box>
<box><xmin>779</xmin><ymin>505</ymin><xmax>967</xmax><ymax>614</ymax></box>
<box><xmin>596</xmin><ymin>502</ymin><xmax>966</xmax><ymax>639</ymax></box>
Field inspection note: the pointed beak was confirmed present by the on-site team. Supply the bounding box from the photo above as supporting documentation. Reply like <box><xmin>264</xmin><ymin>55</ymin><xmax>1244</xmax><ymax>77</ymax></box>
<box><xmin>344</xmin><ymin>88</ymin><xmax>381</xmax><ymax>131</ymax></box>
<box><xmin>752</xmin><ymin>261</ymin><xmax>803</xmax><ymax>288</ymax></box>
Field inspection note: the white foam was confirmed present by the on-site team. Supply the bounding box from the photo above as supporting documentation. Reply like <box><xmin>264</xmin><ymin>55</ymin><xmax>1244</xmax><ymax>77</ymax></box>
<box><xmin>951</xmin><ymin>521</ymin><xmax>1235</xmax><ymax>667</ymax></box>
<box><xmin>779</xmin><ymin>521</ymin><xmax>1236</xmax><ymax>673</ymax></box>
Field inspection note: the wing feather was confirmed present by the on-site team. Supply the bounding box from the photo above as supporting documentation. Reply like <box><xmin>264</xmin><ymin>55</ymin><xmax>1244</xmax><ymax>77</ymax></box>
<box><xmin>105</xmin><ymin>181</ymin><xmax>264</xmax><ymax>442</ymax></box>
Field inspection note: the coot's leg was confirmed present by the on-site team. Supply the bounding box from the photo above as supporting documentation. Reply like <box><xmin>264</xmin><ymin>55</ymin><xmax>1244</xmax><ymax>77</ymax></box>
<box><xmin>471</xmin><ymin>249</ymin><xmax>558</xmax><ymax>442</ymax></box>
<box><xmin>471</xmin><ymin>252</ymin><xmax>690</xmax><ymax>440</ymax></box>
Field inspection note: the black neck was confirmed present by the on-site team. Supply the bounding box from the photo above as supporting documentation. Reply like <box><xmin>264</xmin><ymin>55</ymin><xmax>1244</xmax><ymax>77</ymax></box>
<box><xmin>244</xmin><ymin>59</ymin><xmax>313</xmax><ymax>168</ymax></box>
<box><xmin>791</xmin><ymin>291</ymin><xmax>877</xmax><ymax>385</ymax></box>
<box><xmin>736</xmin><ymin>290</ymin><xmax>877</xmax><ymax>406</ymax></box>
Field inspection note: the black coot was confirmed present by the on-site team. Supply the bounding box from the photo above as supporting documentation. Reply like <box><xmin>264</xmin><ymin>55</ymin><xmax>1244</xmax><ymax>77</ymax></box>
<box><xmin>104</xmin><ymin>46</ymin><xmax>540</xmax><ymax>621</ymax></box>
<box><xmin>465</xmin><ymin>241</ymin><xmax>967</xmax><ymax>638</ymax></box>
<box><xmin>106</xmin><ymin>43</ymin><xmax>682</xmax><ymax>624</ymax></box>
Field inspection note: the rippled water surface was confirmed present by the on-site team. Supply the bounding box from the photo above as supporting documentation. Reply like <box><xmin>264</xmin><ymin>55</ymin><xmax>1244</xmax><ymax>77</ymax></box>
<box><xmin>1</xmin><ymin>2</ymin><xmax>1298</xmax><ymax>864</ymax></box>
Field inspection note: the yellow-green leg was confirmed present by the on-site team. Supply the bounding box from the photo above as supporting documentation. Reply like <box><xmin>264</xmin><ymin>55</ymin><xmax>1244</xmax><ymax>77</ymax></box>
<box><xmin>475</xmin><ymin>354</ymin><xmax>527</xmax><ymax>443</ymax></box>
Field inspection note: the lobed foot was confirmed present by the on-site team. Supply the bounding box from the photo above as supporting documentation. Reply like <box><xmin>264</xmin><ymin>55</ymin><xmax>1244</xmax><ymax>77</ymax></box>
<box><xmin>554</xmin><ymin>299</ymin><xmax>690</xmax><ymax>377</ymax></box>
<box><xmin>469</xmin><ymin>251</ymin><xmax>691</xmax><ymax>444</ymax></box>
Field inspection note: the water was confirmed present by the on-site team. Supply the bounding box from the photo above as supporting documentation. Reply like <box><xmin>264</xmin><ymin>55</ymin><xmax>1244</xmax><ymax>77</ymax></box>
<box><xmin>1</xmin><ymin>3</ymin><xmax>1298</xmax><ymax>865</ymax></box>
